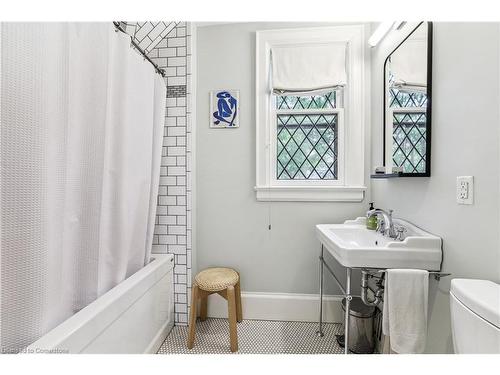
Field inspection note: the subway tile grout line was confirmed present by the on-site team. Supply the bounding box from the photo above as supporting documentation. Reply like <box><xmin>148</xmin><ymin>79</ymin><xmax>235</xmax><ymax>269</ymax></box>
<box><xmin>124</xmin><ymin>22</ymin><xmax>192</xmax><ymax>324</ymax></box>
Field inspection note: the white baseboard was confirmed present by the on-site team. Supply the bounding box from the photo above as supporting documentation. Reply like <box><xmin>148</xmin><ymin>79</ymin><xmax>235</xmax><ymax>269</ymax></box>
<box><xmin>206</xmin><ymin>292</ymin><xmax>343</xmax><ymax>323</ymax></box>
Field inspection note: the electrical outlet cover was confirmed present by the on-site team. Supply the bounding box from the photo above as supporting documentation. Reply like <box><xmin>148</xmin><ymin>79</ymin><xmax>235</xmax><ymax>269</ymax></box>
<box><xmin>456</xmin><ymin>176</ymin><xmax>474</xmax><ymax>205</ymax></box>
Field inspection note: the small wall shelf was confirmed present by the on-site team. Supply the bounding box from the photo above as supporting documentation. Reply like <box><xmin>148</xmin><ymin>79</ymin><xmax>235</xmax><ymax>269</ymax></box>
<box><xmin>370</xmin><ymin>172</ymin><xmax>403</xmax><ymax>179</ymax></box>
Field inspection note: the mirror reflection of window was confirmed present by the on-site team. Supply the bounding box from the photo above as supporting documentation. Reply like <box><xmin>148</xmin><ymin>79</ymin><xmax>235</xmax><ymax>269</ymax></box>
<box><xmin>384</xmin><ymin>22</ymin><xmax>432</xmax><ymax>176</ymax></box>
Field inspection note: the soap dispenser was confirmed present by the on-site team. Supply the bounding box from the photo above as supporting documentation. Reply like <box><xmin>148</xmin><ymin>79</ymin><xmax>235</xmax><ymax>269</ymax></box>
<box><xmin>366</xmin><ymin>202</ymin><xmax>377</xmax><ymax>230</ymax></box>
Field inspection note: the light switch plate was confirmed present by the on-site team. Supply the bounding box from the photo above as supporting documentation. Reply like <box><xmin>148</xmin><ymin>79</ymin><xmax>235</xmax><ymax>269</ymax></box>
<box><xmin>456</xmin><ymin>176</ymin><xmax>474</xmax><ymax>205</ymax></box>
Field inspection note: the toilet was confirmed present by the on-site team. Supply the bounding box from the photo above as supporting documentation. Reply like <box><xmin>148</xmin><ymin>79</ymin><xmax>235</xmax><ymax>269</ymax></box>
<box><xmin>450</xmin><ymin>279</ymin><xmax>500</xmax><ymax>353</ymax></box>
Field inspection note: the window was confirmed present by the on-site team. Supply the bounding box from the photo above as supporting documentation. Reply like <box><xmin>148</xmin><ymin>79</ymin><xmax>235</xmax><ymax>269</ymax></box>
<box><xmin>389</xmin><ymin>83</ymin><xmax>428</xmax><ymax>174</ymax></box>
<box><xmin>255</xmin><ymin>26</ymin><xmax>367</xmax><ymax>202</ymax></box>
<box><xmin>275</xmin><ymin>91</ymin><xmax>342</xmax><ymax>180</ymax></box>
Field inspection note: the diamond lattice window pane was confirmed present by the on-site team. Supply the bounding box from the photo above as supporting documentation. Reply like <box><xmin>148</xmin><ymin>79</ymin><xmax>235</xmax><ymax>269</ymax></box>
<box><xmin>389</xmin><ymin>82</ymin><xmax>428</xmax><ymax>174</ymax></box>
<box><xmin>389</xmin><ymin>88</ymin><xmax>427</xmax><ymax>108</ymax></box>
<box><xmin>277</xmin><ymin>114</ymin><xmax>338</xmax><ymax>180</ymax></box>
<box><xmin>276</xmin><ymin>91</ymin><xmax>337</xmax><ymax>110</ymax></box>
<box><xmin>392</xmin><ymin>111</ymin><xmax>427</xmax><ymax>173</ymax></box>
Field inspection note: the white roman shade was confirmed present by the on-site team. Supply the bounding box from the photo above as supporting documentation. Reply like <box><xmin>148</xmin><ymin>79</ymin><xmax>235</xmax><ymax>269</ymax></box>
<box><xmin>390</xmin><ymin>38</ymin><xmax>427</xmax><ymax>91</ymax></box>
<box><xmin>271</xmin><ymin>42</ymin><xmax>347</xmax><ymax>94</ymax></box>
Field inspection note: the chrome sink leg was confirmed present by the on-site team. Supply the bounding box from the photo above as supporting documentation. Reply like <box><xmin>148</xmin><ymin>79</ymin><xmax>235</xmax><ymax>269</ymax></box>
<box><xmin>344</xmin><ymin>267</ymin><xmax>352</xmax><ymax>354</ymax></box>
<box><xmin>316</xmin><ymin>245</ymin><xmax>324</xmax><ymax>337</ymax></box>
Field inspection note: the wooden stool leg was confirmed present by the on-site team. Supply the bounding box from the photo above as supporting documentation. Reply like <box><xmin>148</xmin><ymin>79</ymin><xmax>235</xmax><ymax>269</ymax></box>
<box><xmin>187</xmin><ymin>284</ymin><xmax>199</xmax><ymax>349</ymax></box>
<box><xmin>227</xmin><ymin>286</ymin><xmax>238</xmax><ymax>352</ymax></box>
<box><xmin>234</xmin><ymin>281</ymin><xmax>243</xmax><ymax>323</ymax></box>
<box><xmin>200</xmin><ymin>292</ymin><xmax>208</xmax><ymax>321</ymax></box>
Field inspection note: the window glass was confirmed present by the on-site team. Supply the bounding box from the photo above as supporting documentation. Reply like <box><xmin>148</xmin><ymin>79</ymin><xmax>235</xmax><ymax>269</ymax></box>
<box><xmin>275</xmin><ymin>91</ymin><xmax>339</xmax><ymax>180</ymax></box>
<box><xmin>389</xmin><ymin>73</ymin><xmax>428</xmax><ymax>173</ymax></box>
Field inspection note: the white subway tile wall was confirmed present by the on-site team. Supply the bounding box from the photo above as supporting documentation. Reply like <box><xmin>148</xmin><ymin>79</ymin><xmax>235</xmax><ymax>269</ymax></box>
<box><xmin>124</xmin><ymin>21</ymin><xmax>192</xmax><ymax>325</ymax></box>
<box><xmin>123</xmin><ymin>22</ymin><xmax>178</xmax><ymax>53</ymax></box>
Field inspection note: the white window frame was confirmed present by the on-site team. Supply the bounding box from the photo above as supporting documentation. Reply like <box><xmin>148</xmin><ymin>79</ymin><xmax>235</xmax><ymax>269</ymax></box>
<box><xmin>255</xmin><ymin>25</ymin><xmax>367</xmax><ymax>202</ymax></box>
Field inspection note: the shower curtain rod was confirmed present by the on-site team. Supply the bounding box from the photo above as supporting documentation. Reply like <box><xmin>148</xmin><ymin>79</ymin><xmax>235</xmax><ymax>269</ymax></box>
<box><xmin>113</xmin><ymin>22</ymin><xmax>166</xmax><ymax>77</ymax></box>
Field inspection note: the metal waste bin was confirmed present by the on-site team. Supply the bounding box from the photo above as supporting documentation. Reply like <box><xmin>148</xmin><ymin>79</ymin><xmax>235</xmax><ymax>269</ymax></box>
<box><xmin>337</xmin><ymin>297</ymin><xmax>376</xmax><ymax>354</ymax></box>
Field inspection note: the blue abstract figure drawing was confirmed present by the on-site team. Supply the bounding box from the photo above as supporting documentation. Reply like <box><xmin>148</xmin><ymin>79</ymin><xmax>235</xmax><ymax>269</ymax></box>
<box><xmin>210</xmin><ymin>90</ymin><xmax>239</xmax><ymax>128</ymax></box>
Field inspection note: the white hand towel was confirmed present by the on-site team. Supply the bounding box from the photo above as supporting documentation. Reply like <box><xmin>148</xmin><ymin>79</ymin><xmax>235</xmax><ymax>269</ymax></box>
<box><xmin>382</xmin><ymin>269</ymin><xmax>429</xmax><ymax>354</ymax></box>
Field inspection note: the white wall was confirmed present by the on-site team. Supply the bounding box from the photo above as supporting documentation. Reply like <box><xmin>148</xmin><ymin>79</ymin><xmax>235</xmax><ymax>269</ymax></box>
<box><xmin>371</xmin><ymin>22</ymin><xmax>500</xmax><ymax>353</ymax></box>
<box><xmin>195</xmin><ymin>22</ymin><xmax>371</xmax><ymax>297</ymax></box>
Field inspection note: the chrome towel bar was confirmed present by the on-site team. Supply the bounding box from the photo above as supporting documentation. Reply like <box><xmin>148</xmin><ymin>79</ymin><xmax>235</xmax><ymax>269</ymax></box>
<box><xmin>364</xmin><ymin>268</ymin><xmax>451</xmax><ymax>281</ymax></box>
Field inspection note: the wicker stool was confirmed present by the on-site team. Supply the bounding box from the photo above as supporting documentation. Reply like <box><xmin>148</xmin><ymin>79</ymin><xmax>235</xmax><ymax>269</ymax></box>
<box><xmin>187</xmin><ymin>267</ymin><xmax>242</xmax><ymax>352</ymax></box>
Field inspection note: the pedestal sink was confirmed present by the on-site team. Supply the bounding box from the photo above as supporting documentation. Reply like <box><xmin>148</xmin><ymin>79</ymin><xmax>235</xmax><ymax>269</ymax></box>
<box><xmin>316</xmin><ymin>217</ymin><xmax>442</xmax><ymax>271</ymax></box>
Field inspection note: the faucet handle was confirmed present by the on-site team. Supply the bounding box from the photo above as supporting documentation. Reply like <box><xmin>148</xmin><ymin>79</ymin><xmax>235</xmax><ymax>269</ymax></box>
<box><xmin>394</xmin><ymin>225</ymin><xmax>407</xmax><ymax>241</ymax></box>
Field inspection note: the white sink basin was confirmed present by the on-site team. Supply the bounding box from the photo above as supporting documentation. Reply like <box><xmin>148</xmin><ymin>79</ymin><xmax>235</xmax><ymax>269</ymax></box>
<box><xmin>316</xmin><ymin>217</ymin><xmax>442</xmax><ymax>270</ymax></box>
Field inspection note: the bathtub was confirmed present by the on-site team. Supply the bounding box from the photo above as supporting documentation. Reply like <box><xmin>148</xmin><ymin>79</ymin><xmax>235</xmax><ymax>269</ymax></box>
<box><xmin>27</xmin><ymin>254</ymin><xmax>174</xmax><ymax>354</ymax></box>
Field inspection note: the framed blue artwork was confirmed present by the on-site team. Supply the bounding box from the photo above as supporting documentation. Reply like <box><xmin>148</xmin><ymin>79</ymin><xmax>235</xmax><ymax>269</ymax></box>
<box><xmin>210</xmin><ymin>90</ymin><xmax>239</xmax><ymax>128</ymax></box>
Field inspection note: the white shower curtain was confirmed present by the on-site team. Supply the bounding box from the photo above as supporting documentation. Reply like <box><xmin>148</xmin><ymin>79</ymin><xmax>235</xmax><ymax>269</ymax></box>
<box><xmin>0</xmin><ymin>23</ymin><xmax>166</xmax><ymax>352</ymax></box>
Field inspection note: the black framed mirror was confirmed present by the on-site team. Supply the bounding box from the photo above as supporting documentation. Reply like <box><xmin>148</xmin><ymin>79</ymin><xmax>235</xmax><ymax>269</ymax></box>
<box><xmin>383</xmin><ymin>22</ymin><xmax>433</xmax><ymax>177</ymax></box>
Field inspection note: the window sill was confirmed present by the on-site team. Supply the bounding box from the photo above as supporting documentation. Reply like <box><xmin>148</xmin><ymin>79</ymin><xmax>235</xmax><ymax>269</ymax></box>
<box><xmin>254</xmin><ymin>185</ymin><xmax>366</xmax><ymax>202</ymax></box>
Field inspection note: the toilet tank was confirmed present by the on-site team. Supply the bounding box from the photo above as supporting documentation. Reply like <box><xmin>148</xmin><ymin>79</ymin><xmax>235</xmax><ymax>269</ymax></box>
<box><xmin>450</xmin><ymin>279</ymin><xmax>500</xmax><ymax>354</ymax></box>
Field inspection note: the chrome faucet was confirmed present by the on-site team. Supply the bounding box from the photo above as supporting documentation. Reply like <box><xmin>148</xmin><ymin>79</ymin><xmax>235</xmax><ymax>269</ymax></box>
<box><xmin>367</xmin><ymin>208</ymin><xmax>397</xmax><ymax>239</ymax></box>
